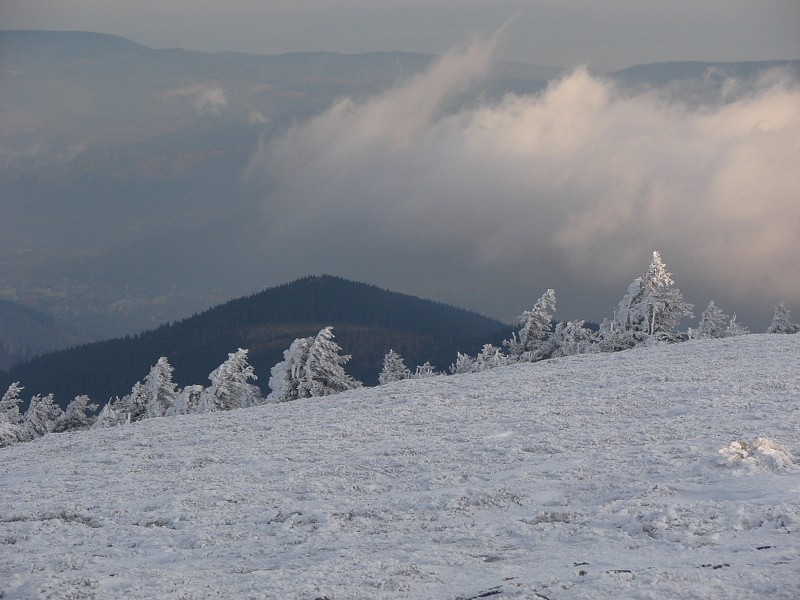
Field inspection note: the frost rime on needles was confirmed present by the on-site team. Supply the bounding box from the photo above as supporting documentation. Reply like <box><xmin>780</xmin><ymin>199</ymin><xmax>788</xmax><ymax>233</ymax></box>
<box><xmin>614</xmin><ymin>250</ymin><xmax>693</xmax><ymax>342</ymax></box>
<box><xmin>269</xmin><ymin>327</ymin><xmax>361</xmax><ymax>401</ymax></box>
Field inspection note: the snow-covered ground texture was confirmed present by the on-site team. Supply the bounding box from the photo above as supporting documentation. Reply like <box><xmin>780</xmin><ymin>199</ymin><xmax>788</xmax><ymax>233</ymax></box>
<box><xmin>2</xmin><ymin>335</ymin><xmax>799</xmax><ymax>599</ymax></box>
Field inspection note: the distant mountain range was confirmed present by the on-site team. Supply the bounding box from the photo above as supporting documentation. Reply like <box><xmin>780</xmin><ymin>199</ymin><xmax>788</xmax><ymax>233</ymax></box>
<box><xmin>0</xmin><ymin>275</ymin><xmax>513</xmax><ymax>405</ymax></box>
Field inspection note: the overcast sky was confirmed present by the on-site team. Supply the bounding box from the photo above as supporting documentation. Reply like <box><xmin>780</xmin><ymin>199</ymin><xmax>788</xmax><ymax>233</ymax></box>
<box><xmin>2</xmin><ymin>0</ymin><xmax>799</xmax><ymax>70</ymax></box>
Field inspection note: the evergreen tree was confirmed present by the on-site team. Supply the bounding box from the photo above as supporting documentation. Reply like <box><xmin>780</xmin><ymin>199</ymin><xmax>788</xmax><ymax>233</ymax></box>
<box><xmin>597</xmin><ymin>318</ymin><xmax>632</xmax><ymax>352</ymax></box>
<box><xmin>506</xmin><ymin>289</ymin><xmax>557</xmax><ymax>361</ymax></box>
<box><xmin>142</xmin><ymin>357</ymin><xmax>178</xmax><ymax>418</ymax></box>
<box><xmin>379</xmin><ymin>349</ymin><xmax>411</xmax><ymax>384</ymax></box>
<box><xmin>450</xmin><ymin>352</ymin><xmax>478</xmax><ymax>375</ymax></box>
<box><xmin>615</xmin><ymin>251</ymin><xmax>693</xmax><ymax>342</ymax></box>
<box><xmin>767</xmin><ymin>302</ymin><xmax>800</xmax><ymax>334</ymax></box>
<box><xmin>172</xmin><ymin>385</ymin><xmax>205</xmax><ymax>415</ymax></box>
<box><xmin>550</xmin><ymin>320</ymin><xmax>597</xmax><ymax>357</ymax></box>
<box><xmin>696</xmin><ymin>300</ymin><xmax>728</xmax><ymax>339</ymax></box>
<box><xmin>118</xmin><ymin>381</ymin><xmax>150</xmax><ymax>423</ymax></box>
<box><xmin>54</xmin><ymin>395</ymin><xmax>98</xmax><ymax>432</ymax></box>
<box><xmin>201</xmin><ymin>348</ymin><xmax>262</xmax><ymax>411</ymax></box>
<box><xmin>268</xmin><ymin>336</ymin><xmax>314</xmax><ymax>402</ymax></box>
<box><xmin>475</xmin><ymin>344</ymin><xmax>509</xmax><ymax>370</ymax></box>
<box><xmin>91</xmin><ymin>397</ymin><xmax>130</xmax><ymax>428</ymax></box>
<box><xmin>725</xmin><ymin>313</ymin><xmax>750</xmax><ymax>337</ymax></box>
<box><xmin>0</xmin><ymin>382</ymin><xmax>27</xmax><ymax>447</ymax></box>
<box><xmin>23</xmin><ymin>393</ymin><xmax>63</xmax><ymax>438</ymax></box>
<box><xmin>297</xmin><ymin>327</ymin><xmax>361</xmax><ymax>398</ymax></box>
<box><xmin>451</xmin><ymin>345</ymin><xmax>509</xmax><ymax>374</ymax></box>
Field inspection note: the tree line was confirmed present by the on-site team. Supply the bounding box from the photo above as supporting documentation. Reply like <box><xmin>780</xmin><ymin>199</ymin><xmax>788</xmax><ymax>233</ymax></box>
<box><xmin>1</xmin><ymin>251</ymin><xmax>798</xmax><ymax>448</ymax></box>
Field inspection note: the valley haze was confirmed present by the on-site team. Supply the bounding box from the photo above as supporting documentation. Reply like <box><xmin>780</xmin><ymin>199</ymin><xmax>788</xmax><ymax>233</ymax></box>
<box><xmin>0</xmin><ymin>29</ymin><xmax>798</xmax><ymax>346</ymax></box>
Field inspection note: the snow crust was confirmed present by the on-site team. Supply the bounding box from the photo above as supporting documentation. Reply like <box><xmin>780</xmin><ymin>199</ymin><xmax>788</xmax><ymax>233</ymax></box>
<box><xmin>1</xmin><ymin>334</ymin><xmax>798</xmax><ymax>599</ymax></box>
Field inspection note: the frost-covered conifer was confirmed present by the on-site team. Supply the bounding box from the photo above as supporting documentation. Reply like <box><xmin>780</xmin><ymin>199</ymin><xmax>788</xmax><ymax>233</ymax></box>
<box><xmin>725</xmin><ymin>313</ymin><xmax>749</xmax><ymax>337</ymax></box>
<box><xmin>597</xmin><ymin>318</ymin><xmax>632</xmax><ymax>353</ymax></box>
<box><xmin>767</xmin><ymin>302</ymin><xmax>799</xmax><ymax>334</ymax></box>
<box><xmin>54</xmin><ymin>395</ymin><xmax>98</xmax><ymax>432</ymax></box>
<box><xmin>450</xmin><ymin>352</ymin><xmax>478</xmax><ymax>375</ymax></box>
<box><xmin>506</xmin><ymin>289</ymin><xmax>557</xmax><ymax>361</ymax></box>
<box><xmin>550</xmin><ymin>320</ymin><xmax>596</xmax><ymax>357</ymax></box>
<box><xmin>202</xmin><ymin>348</ymin><xmax>262</xmax><ymax>411</ymax></box>
<box><xmin>23</xmin><ymin>393</ymin><xmax>63</xmax><ymax>438</ymax></box>
<box><xmin>379</xmin><ymin>349</ymin><xmax>411</xmax><ymax>384</ymax></box>
<box><xmin>142</xmin><ymin>357</ymin><xmax>178</xmax><ymax>418</ymax></box>
<box><xmin>0</xmin><ymin>382</ymin><xmax>27</xmax><ymax>446</ymax></box>
<box><xmin>118</xmin><ymin>381</ymin><xmax>150</xmax><ymax>423</ymax></box>
<box><xmin>172</xmin><ymin>385</ymin><xmax>205</xmax><ymax>415</ymax></box>
<box><xmin>696</xmin><ymin>300</ymin><xmax>728</xmax><ymax>339</ymax></box>
<box><xmin>475</xmin><ymin>344</ymin><xmax>508</xmax><ymax>370</ymax></box>
<box><xmin>298</xmin><ymin>327</ymin><xmax>361</xmax><ymax>398</ymax></box>
<box><xmin>268</xmin><ymin>336</ymin><xmax>314</xmax><ymax>402</ymax></box>
<box><xmin>91</xmin><ymin>397</ymin><xmax>130</xmax><ymax>428</ymax></box>
<box><xmin>614</xmin><ymin>251</ymin><xmax>693</xmax><ymax>342</ymax></box>
<box><xmin>501</xmin><ymin>332</ymin><xmax>524</xmax><ymax>361</ymax></box>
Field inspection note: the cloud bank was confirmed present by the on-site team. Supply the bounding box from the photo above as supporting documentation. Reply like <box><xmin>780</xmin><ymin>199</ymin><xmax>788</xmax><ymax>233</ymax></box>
<box><xmin>247</xmin><ymin>39</ymin><xmax>800</xmax><ymax>327</ymax></box>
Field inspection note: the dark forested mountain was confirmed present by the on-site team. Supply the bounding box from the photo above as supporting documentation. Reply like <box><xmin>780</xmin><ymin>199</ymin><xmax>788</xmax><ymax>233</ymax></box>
<box><xmin>0</xmin><ymin>276</ymin><xmax>513</xmax><ymax>405</ymax></box>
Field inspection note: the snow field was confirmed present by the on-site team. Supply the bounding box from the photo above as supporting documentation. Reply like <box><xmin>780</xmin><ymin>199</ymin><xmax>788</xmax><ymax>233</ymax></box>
<box><xmin>1</xmin><ymin>334</ymin><xmax>799</xmax><ymax>598</ymax></box>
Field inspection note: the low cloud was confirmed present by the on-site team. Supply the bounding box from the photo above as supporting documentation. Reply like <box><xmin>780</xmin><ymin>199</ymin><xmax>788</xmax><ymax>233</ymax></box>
<box><xmin>246</xmin><ymin>39</ymin><xmax>800</xmax><ymax>327</ymax></box>
<box><xmin>193</xmin><ymin>87</ymin><xmax>228</xmax><ymax>115</ymax></box>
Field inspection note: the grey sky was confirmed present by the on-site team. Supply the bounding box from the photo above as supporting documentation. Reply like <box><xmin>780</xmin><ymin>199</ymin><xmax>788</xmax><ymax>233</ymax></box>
<box><xmin>2</xmin><ymin>0</ymin><xmax>798</xmax><ymax>69</ymax></box>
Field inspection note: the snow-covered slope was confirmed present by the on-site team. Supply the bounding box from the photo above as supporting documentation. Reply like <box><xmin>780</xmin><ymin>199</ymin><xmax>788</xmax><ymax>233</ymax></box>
<box><xmin>1</xmin><ymin>335</ymin><xmax>798</xmax><ymax>599</ymax></box>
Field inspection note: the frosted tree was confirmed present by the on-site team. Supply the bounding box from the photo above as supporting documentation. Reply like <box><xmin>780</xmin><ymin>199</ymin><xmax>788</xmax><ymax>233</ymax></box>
<box><xmin>550</xmin><ymin>320</ymin><xmax>597</xmax><ymax>357</ymax></box>
<box><xmin>450</xmin><ymin>352</ymin><xmax>478</xmax><ymax>375</ymax></box>
<box><xmin>451</xmin><ymin>346</ymin><xmax>508</xmax><ymax>374</ymax></box>
<box><xmin>506</xmin><ymin>289</ymin><xmax>557</xmax><ymax>361</ymax></box>
<box><xmin>171</xmin><ymin>385</ymin><xmax>205</xmax><ymax>415</ymax></box>
<box><xmin>268</xmin><ymin>335</ymin><xmax>314</xmax><ymax>402</ymax></box>
<box><xmin>54</xmin><ymin>395</ymin><xmax>98</xmax><ymax>432</ymax></box>
<box><xmin>23</xmin><ymin>393</ymin><xmax>64</xmax><ymax>438</ymax></box>
<box><xmin>297</xmin><ymin>327</ymin><xmax>361</xmax><ymax>398</ymax></box>
<box><xmin>412</xmin><ymin>362</ymin><xmax>439</xmax><ymax>378</ymax></box>
<box><xmin>142</xmin><ymin>357</ymin><xmax>178</xmax><ymax>418</ymax></box>
<box><xmin>379</xmin><ymin>349</ymin><xmax>411</xmax><ymax>384</ymax></box>
<box><xmin>475</xmin><ymin>344</ymin><xmax>509</xmax><ymax>370</ymax></box>
<box><xmin>92</xmin><ymin>397</ymin><xmax>130</xmax><ymax>428</ymax></box>
<box><xmin>597</xmin><ymin>318</ymin><xmax>632</xmax><ymax>352</ymax></box>
<box><xmin>117</xmin><ymin>380</ymin><xmax>150</xmax><ymax>423</ymax></box>
<box><xmin>0</xmin><ymin>382</ymin><xmax>27</xmax><ymax>446</ymax></box>
<box><xmin>615</xmin><ymin>251</ymin><xmax>693</xmax><ymax>342</ymax></box>
<box><xmin>201</xmin><ymin>348</ymin><xmax>262</xmax><ymax>411</ymax></box>
<box><xmin>767</xmin><ymin>302</ymin><xmax>799</xmax><ymax>334</ymax></box>
<box><xmin>696</xmin><ymin>300</ymin><xmax>728</xmax><ymax>339</ymax></box>
<box><xmin>725</xmin><ymin>313</ymin><xmax>749</xmax><ymax>337</ymax></box>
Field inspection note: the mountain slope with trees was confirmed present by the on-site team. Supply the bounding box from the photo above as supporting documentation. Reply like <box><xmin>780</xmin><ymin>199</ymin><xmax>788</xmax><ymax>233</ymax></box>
<box><xmin>0</xmin><ymin>276</ymin><xmax>511</xmax><ymax>405</ymax></box>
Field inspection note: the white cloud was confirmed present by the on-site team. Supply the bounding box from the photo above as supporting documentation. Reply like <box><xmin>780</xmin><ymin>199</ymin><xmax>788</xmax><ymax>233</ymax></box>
<box><xmin>247</xmin><ymin>40</ymin><xmax>800</xmax><ymax>326</ymax></box>
<box><xmin>193</xmin><ymin>87</ymin><xmax>228</xmax><ymax>115</ymax></box>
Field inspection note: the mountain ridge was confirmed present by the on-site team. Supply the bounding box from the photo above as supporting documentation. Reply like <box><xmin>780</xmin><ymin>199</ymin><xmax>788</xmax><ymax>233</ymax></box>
<box><xmin>0</xmin><ymin>275</ymin><xmax>512</xmax><ymax>405</ymax></box>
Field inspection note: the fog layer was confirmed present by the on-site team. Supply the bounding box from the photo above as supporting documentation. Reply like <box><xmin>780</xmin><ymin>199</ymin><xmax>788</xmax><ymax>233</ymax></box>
<box><xmin>247</xmin><ymin>39</ymin><xmax>800</xmax><ymax>325</ymax></box>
